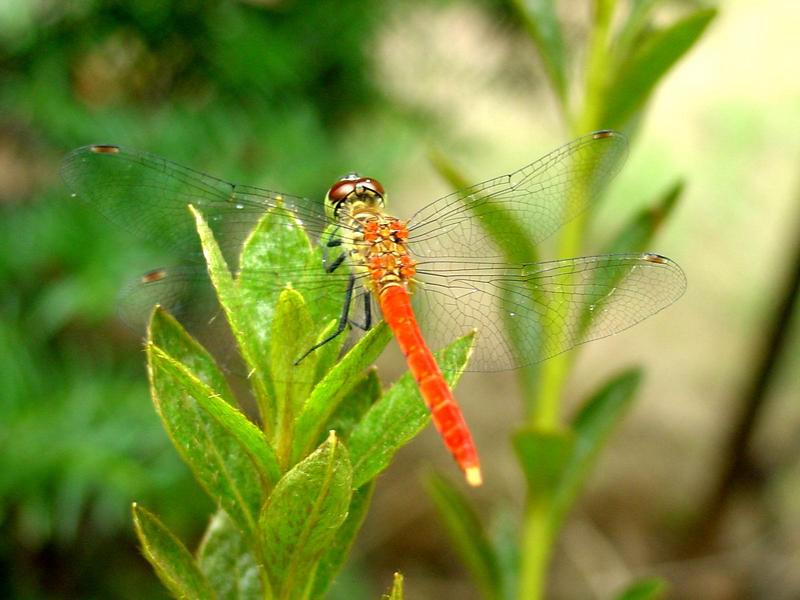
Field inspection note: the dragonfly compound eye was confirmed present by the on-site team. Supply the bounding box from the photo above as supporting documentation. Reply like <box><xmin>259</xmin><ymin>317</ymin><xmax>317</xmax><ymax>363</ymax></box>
<box><xmin>326</xmin><ymin>176</ymin><xmax>386</xmax><ymax>217</ymax></box>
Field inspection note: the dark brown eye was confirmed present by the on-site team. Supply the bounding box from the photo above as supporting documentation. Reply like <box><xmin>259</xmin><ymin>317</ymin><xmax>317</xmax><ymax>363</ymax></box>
<box><xmin>328</xmin><ymin>179</ymin><xmax>356</xmax><ymax>202</ymax></box>
<box><xmin>358</xmin><ymin>178</ymin><xmax>385</xmax><ymax>197</ymax></box>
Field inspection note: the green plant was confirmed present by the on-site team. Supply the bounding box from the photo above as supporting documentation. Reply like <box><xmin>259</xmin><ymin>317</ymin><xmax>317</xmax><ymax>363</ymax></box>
<box><xmin>134</xmin><ymin>202</ymin><xmax>473</xmax><ymax>598</ymax></box>
<box><xmin>426</xmin><ymin>1</ymin><xmax>716</xmax><ymax>599</ymax></box>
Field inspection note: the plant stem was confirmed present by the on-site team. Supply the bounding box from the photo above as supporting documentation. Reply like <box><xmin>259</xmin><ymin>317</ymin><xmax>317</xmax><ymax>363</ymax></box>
<box><xmin>522</xmin><ymin>3</ymin><xmax>619</xmax><ymax>596</ymax></box>
<box><xmin>518</xmin><ymin>496</ymin><xmax>554</xmax><ymax>600</ymax></box>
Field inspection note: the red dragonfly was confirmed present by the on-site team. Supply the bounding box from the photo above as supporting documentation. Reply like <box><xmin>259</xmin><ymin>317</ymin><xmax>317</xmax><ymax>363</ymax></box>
<box><xmin>62</xmin><ymin>131</ymin><xmax>686</xmax><ymax>486</ymax></box>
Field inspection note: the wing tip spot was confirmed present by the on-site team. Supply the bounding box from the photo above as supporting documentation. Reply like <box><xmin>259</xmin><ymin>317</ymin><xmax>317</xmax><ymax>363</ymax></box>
<box><xmin>90</xmin><ymin>144</ymin><xmax>121</xmax><ymax>154</ymax></box>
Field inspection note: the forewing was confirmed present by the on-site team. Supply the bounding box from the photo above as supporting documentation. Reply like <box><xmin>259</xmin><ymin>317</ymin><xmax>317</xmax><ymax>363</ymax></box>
<box><xmin>412</xmin><ymin>253</ymin><xmax>686</xmax><ymax>372</ymax></box>
<box><xmin>406</xmin><ymin>131</ymin><xmax>628</xmax><ymax>261</ymax></box>
<box><xmin>60</xmin><ymin>145</ymin><xmax>339</xmax><ymax>268</ymax></box>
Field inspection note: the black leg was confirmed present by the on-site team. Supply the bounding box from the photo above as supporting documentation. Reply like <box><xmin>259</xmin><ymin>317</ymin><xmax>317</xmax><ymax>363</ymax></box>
<box><xmin>348</xmin><ymin>292</ymin><xmax>372</xmax><ymax>331</ymax></box>
<box><xmin>294</xmin><ymin>274</ymin><xmax>355</xmax><ymax>365</ymax></box>
<box><xmin>325</xmin><ymin>251</ymin><xmax>346</xmax><ymax>274</ymax></box>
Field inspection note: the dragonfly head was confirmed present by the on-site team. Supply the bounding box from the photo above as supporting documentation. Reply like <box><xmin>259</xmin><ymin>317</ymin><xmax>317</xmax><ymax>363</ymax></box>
<box><xmin>325</xmin><ymin>172</ymin><xmax>386</xmax><ymax>220</ymax></box>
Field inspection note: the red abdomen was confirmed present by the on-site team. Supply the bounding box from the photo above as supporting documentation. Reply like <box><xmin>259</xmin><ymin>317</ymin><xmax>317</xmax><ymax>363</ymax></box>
<box><xmin>379</xmin><ymin>284</ymin><xmax>482</xmax><ymax>486</ymax></box>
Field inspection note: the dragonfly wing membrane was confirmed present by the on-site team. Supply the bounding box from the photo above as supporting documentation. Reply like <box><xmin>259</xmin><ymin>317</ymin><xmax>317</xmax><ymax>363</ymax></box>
<box><xmin>407</xmin><ymin>131</ymin><xmax>628</xmax><ymax>261</ymax></box>
<box><xmin>412</xmin><ymin>253</ymin><xmax>686</xmax><ymax>372</ymax></box>
<box><xmin>61</xmin><ymin>145</ymin><xmax>336</xmax><ymax>268</ymax></box>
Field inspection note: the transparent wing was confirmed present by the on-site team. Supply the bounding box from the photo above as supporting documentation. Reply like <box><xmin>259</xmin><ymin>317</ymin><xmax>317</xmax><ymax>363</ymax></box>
<box><xmin>61</xmin><ymin>144</ymin><xmax>349</xmax><ymax>268</ymax></box>
<box><xmin>407</xmin><ymin>131</ymin><xmax>628</xmax><ymax>260</ymax></box>
<box><xmin>412</xmin><ymin>253</ymin><xmax>686</xmax><ymax>371</ymax></box>
<box><xmin>61</xmin><ymin>144</ymin><xmax>359</xmax><ymax>333</ymax></box>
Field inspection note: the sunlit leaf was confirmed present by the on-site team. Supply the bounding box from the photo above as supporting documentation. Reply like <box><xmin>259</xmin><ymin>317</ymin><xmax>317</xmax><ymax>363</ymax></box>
<box><xmin>197</xmin><ymin>510</ymin><xmax>264</xmax><ymax>600</ymax></box>
<box><xmin>381</xmin><ymin>572</ymin><xmax>405</xmax><ymax>600</ymax></box>
<box><xmin>292</xmin><ymin>324</ymin><xmax>391</xmax><ymax>463</ymax></box>
<box><xmin>260</xmin><ymin>432</ymin><xmax>352</xmax><ymax>597</ymax></box>
<box><xmin>311</xmin><ymin>482</ymin><xmax>376</xmax><ymax>599</ymax></box>
<box><xmin>132</xmin><ymin>503</ymin><xmax>215</xmax><ymax>600</ymax></box>
<box><xmin>147</xmin><ymin>341</ymin><xmax>264</xmax><ymax>536</ymax></box>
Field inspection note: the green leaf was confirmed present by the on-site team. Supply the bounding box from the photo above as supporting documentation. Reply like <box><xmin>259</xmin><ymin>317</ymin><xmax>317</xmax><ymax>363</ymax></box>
<box><xmin>324</xmin><ymin>368</ymin><xmax>382</xmax><ymax>443</ymax></box>
<box><xmin>190</xmin><ymin>205</ymin><xmax>273</xmax><ymax>424</ymax></box>
<box><xmin>292</xmin><ymin>323</ymin><xmax>392</xmax><ymax>463</ymax></box>
<box><xmin>149</xmin><ymin>343</ymin><xmax>281</xmax><ymax>488</ymax></box>
<box><xmin>614</xmin><ymin>576</ymin><xmax>667</xmax><ymax>600</ymax></box>
<box><xmin>512</xmin><ymin>0</ymin><xmax>568</xmax><ymax>104</ymax></box>
<box><xmin>381</xmin><ymin>572</ymin><xmax>404</xmax><ymax>600</ymax></box>
<box><xmin>260</xmin><ymin>431</ymin><xmax>353</xmax><ymax>599</ymax></box>
<box><xmin>149</xmin><ymin>306</ymin><xmax>237</xmax><ymax>406</ymax></box>
<box><xmin>147</xmin><ymin>343</ymin><xmax>264</xmax><ymax>537</ymax></box>
<box><xmin>237</xmin><ymin>208</ymin><xmax>345</xmax><ymax>365</ymax></box>
<box><xmin>604</xmin><ymin>180</ymin><xmax>683</xmax><ymax>254</ymax></box>
<box><xmin>148</xmin><ymin>308</ymin><xmax>281</xmax><ymax>487</ymax></box>
<box><xmin>311</xmin><ymin>482</ymin><xmax>376</xmax><ymax>599</ymax></box>
<box><xmin>425</xmin><ymin>471</ymin><xmax>500</xmax><ymax>600</ymax></box>
<box><xmin>491</xmin><ymin>509</ymin><xmax>521</xmax><ymax>600</ymax></box>
<box><xmin>132</xmin><ymin>503</ymin><xmax>215</xmax><ymax>600</ymax></box>
<box><xmin>197</xmin><ymin>510</ymin><xmax>264</xmax><ymax>600</ymax></box>
<box><xmin>512</xmin><ymin>427</ymin><xmax>575</xmax><ymax>497</ymax></box>
<box><xmin>271</xmin><ymin>287</ymin><xmax>318</xmax><ymax>468</ymax></box>
<box><xmin>551</xmin><ymin>369</ymin><xmax>642</xmax><ymax>530</ymax></box>
<box><xmin>614</xmin><ymin>0</ymin><xmax>664</xmax><ymax>60</ymax></box>
<box><xmin>601</xmin><ymin>8</ymin><xmax>717</xmax><ymax>128</ymax></box>
<box><xmin>349</xmin><ymin>332</ymin><xmax>475</xmax><ymax>488</ymax></box>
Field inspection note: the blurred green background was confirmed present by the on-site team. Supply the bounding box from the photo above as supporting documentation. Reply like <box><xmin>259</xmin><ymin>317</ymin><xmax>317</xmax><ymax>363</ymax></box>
<box><xmin>1</xmin><ymin>0</ymin><xmax>799</xmax><ymax>598</ymax></box>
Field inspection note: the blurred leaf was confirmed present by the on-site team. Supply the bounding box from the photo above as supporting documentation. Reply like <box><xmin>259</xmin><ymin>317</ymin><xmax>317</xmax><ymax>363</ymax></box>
<box><xmin>604</xmin><ymin>180</ymin><xmax>684</xmax><ymax>253</ymax></box>
<box><xmin>292</xmin><ymin>323</ymin><xmax>392</xmax><ymax>462</ymax></box>
<box><xmin>260</xmin><ymin>432</ymin><xmax>352</xmax><ymax>598</ymax></box>
<box><xmin>552</xmin><ymin>369</ymin><xmax>642</xmax><ymax>529</ymax></box>
<box><xmin>311</xmin><ymin>482</ymin><xmax>376</xmax><ymax>599</ymax></box>
<box><xmin>491</xmin><ymin>508</ymin><xmax>521</xmax><ymax>600</ymax></box>
<box><xmin>512</xmin><ymin>0</ymin><xmax>568</xmax><ymax>104</ymax></box>
<box><xmin>324</xmin><ymin>368</ymin><xmax>382</xmax><ymax>442</ymax></box>
<box><xmin>132</xmin><ymin>503</ymin><xmax>215</xmax><ymax>600</ymax></box>
<box><xmin>381</xmin><ymin>572</ymin><xmax>404</xmax><ymax>600</ymax></box>
<box><xmin>614</xmin><ymin>0</ymin><xmax>664</xmax><ymax>59</ymax></box>
<box><xmin>614</xmin><ymin>576</ymin><xmax>667</xmax><ymax>600</ymax></box>
<box><xmin>197</xmin><ymin>510</ymin><xmax>263</xmax><ymax>600</ymax></box>
<box><xmin>147</xmin><ymin>342</ymin><xmax>263</xmax><ymax>537</ymax></box>
<box><xmin>191</xmin><ymin>205</ymin><xmax>273</xmax><ymax>424</ymax></box>
<box><xmin>425</xmin><ymin>471</ymin><xmax>501</xmax><ymax>600</ymax></box>
<box><xmin>601</xmin><ymin>8</ymin><xmax>717</xmax><ymax>128</ymax></box>
<box><xmin>348</xmin><ymin>332</ymin><xmax>475</xmax><ymax>488</ymax></box>
<box><xmin>512</xmin><ymin>428</ymin><xmax>575</xmax><ymax>497</ymax></box>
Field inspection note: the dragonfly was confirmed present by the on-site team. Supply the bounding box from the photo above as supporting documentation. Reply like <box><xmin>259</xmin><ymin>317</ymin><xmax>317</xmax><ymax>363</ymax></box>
<box><xmin>62</xmin><ymin>131</ymin><xmax>686</xmax><ymax>487</ymax></box>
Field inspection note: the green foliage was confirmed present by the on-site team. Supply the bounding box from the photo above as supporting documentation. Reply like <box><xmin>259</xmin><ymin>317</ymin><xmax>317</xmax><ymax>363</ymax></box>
<box><xmin>424</xmin><ymin>2</ymin><xmax>712</xmax><ymax>599</ymax></box>
<box><xmin>132</xmin><ymin>503</ymin><xmax>216</xmax><ymax>600</ymax></box>
<box><xmin>259</xmin><ymin>433</ymin><xmax>352</xmax><ymax>598</ymax></box>
<box><xmin>614</xmin><ymin>577</ymin><xmax>667</xmax><ymax>600</ymax></box>
<box><xmin>381</xmin><ymin>573</ymin><xmax>405</xmax><ymax>600</ymax></box>
<box><xmin>425</xmin><ymin>472</ymin><xmax>501</xmax><ymax>600</ymax></box>
<box><xmin>2</xmin><ymin>2</ymin><xmax>412</xmax><ymax>596</ymax></box>
<box><xmin>137</xmin><ymin>202</ymin><xmax>475</xmax><ymax>598</ymax></box>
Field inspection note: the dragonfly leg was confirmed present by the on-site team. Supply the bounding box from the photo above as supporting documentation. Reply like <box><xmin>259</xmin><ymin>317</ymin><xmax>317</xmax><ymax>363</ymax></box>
<box><xmin>293</xmin><ymin>273</ymin><xmax>355</xmax><ymax>365</ymax></box>
<box><xmin>348</xmin><ymin>292</ymin><xmax>372</xmax><ymax>331</ymax></box>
